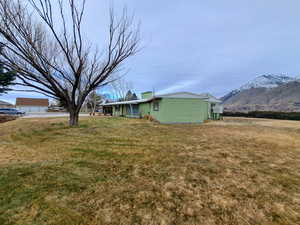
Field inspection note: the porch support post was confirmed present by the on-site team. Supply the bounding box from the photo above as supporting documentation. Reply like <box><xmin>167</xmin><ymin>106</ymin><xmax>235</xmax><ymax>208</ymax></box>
<box><xmin>130</xmin><ymin>104</ymin><xmax>133</xmax><ymax>117</ymax></box>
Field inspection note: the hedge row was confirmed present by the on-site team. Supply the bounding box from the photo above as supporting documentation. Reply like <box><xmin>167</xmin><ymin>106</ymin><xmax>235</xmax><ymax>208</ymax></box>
<box><xmin>223</xmin><ymin>111</ymin><xmax>300</xmax><ymax>121</ymax></box>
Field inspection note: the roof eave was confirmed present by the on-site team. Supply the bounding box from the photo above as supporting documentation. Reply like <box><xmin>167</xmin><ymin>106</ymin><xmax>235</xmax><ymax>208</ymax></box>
<box><xmin>101</xmin><ymin>97</ymin><xmax>163</xmax><ymax>106</ymax></box>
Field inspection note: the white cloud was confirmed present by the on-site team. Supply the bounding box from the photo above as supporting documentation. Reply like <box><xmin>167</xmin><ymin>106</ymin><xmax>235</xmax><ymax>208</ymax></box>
<box><xmin>156</xmin><ymin>80</ymin><xmax>197</xmax><ymax>95</ymax></box>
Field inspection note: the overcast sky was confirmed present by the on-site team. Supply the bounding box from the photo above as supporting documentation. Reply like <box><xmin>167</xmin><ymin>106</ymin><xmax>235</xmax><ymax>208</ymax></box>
<box><xmin>2</xmin><ymin>0</ymin><xmax>300</xmax><ymax>103</ymax></box>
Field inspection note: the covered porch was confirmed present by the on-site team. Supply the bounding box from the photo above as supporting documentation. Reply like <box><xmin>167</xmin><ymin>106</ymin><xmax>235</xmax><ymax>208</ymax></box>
<box><xmin>102</xmin><ymin>99</ymin><xmax>152</xmax><ymax>118</ymax></box>
<box><xmin>113</xmin><ymin>104</ymin><xmax>140</xmax><ymax>118</ymax></box>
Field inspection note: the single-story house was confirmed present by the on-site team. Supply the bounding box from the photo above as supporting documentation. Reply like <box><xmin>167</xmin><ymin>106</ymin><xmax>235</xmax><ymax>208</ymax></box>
<box><xmin>16</xmin><ymin>98</ymin><xmax>49</xmax><ymax>113</ymax></box>
<box><xmin>102</xmin><ymin>92</ymin><xmax>223</xmax><ymax>123</ymax></box>
<box><xmin>0</xmin><ymin>100</ymin><xmax>14</xmax><ymax>109</ymax></box>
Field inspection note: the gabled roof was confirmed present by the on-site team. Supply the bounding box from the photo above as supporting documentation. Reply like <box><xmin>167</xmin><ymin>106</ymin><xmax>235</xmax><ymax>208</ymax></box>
<box><xmin>198</xmin><ymin>93</ymin><xmax>222</xmax><ymax>103</ymax></box>
<box><xmin>16</xmin><ymin>98</ymin><xmax>49</xmax><ymax>107</ymax></box>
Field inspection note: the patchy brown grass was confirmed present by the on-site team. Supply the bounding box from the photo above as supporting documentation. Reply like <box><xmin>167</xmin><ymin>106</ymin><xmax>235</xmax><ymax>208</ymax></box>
<box><xmin>0</xmin><ymin>117</ymin><xmax>299</xmax><ymax>225</ymax></box>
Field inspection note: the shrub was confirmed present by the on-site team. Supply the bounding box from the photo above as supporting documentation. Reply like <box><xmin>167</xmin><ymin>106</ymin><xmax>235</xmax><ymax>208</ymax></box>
<box><xmin>223</xmin><ymin>111</ymin><xmax>300</xmax><ymax>121</ymax></box>
<box><xmin>143</xmin><ymin>115</ymin><xmax>159</xmax><ymax>122</ymax></box>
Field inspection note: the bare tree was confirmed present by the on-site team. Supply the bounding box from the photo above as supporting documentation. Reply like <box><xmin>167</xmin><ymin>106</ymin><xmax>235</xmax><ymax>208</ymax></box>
<box><xmin>86</xmin><ymin>90</ymin><xmax>102</xmax><ymax>115</ymax></box>
<box><xmin>110</xmin><ymin>76</ymin><xmax>134</xmax><ymax>101</ymax></box>
<box><xmin>0</xmin><ymin>0</ymin><xmax>140</xmax><ymax>126</ymax></box>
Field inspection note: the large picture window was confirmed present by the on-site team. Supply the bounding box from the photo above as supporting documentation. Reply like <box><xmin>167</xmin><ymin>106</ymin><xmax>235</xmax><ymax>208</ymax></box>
<box><xmin>153</xmin><ymin>102</ymin><xmax>159</xmax><ymax>111</ymax></box>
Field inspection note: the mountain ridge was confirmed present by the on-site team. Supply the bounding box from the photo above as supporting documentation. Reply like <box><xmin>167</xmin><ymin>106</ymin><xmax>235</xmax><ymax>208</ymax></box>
<box><xmin>239</xmin><ymin>74</ymin><xmax>299</xmax><ymax>91</ymax></box>
<box><xmin>222</xmin><ymin>74</ymin><xmax>300</xmax><ymax>112</ymax></box>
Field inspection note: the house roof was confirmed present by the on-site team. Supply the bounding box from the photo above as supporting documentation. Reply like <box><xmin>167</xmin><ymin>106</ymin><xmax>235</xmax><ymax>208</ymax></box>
<box><xmin>198</xmin><ymin>93</ymin><xmax>222</xmax><ymax>103</ymax></box>
<box><xmin>102</xmin><ymin>98</ymin><xmax>155</xmax><ymax>106</ymax></box>
<box><xmin>157</xmin><ymin>92</ymin><xmax>221</xmax><ymax>103</ymax></box>
<box><xmin>101</xmin><ymin>92</ymin><xmax>221</xmax><ymax>106</ymax></box>
<box><xmin>0</xmin><ymin>100</ymin><xmax>13</xmax><ymax>106</ymax></box>
<box><xmin>155</xmin><ymin>92</ymin><xmax>209</xmax><ymax>99</ymax></box>
<box><xmin>16</xmin><ymin>98</ymin><xmax>49</xmax><ymax>107</ymax></box>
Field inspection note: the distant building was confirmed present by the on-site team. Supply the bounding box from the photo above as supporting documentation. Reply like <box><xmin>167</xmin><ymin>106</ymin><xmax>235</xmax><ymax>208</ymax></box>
<box><xmin>102</xmin><ymin>91</ymin><xmax>223</xmax><ymax>123</ymax></box>
<box><xmin>16</xmin><ymin>98</ymin><xmax>49</xmax><ymax>113</ymax></box>
<box><xmin>0</xmin><ymin>100</ymin><xmax>14</xmax><ymax>109</ymax></box>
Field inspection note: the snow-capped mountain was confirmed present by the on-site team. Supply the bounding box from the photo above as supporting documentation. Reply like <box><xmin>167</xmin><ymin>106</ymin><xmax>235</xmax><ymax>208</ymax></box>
<box><xmin>238</xmin><ymin>75</ymin><xmax>299</xmax><ymax>91</ymax></box>
<box><xmin>222</xmin><ymin>74</ymin><xmax>299</xmax><ymax>102</ymax></box>
<box><xmin>221</xmin><ymin>74</ymin><xmax>300</xmax><ymax>112</ymax></box>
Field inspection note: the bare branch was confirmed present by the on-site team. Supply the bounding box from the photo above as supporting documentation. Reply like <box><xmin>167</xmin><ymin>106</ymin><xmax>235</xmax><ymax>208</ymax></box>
<box><xmin>0</xmin><ymin>0</ymin><xmax>140</xmax><ymax>126</ymax></box>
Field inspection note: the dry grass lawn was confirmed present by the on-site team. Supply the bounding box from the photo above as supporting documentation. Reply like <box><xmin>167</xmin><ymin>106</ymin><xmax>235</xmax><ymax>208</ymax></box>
<box><xmin>0</xmin><ymin>116</ymin><xmax>299</xmax><ymax>225</ymax></box>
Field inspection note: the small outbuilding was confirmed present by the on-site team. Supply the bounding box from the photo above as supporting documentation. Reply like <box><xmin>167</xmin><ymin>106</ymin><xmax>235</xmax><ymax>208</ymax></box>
<box><xmin>0</xmin><ymin>100</ymin><xmax>14</xmax><ymax>109</ymax></box>
<box><xmin>16</xmin><ymin>98</ymin><xmax>49</xmax><ymax>113</ymax></box>
<box><xmin>102</xmin><ymin>92</ymin><xmax>223</xmax><ymax>123</ymax></box>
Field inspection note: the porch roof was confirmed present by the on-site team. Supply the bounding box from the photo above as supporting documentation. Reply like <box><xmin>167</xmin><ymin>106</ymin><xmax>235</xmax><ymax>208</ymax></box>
<box><xmin>101</xmin><ymin>98</ymin><xmax>157</xmax><ymax>106</ymax></box>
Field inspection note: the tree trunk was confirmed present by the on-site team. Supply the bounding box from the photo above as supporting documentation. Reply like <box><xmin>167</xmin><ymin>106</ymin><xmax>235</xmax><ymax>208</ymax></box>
<box><xmin>69</xmin><ymin>110</ymin><xmax>79</xmax><ymax>126</ymax></box>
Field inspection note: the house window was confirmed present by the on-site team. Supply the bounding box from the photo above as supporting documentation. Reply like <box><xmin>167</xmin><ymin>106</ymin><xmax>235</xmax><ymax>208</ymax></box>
<box><xmin>153</xmin><ymin>102</ymin><xmax>159</xmax><ymax>111</ymax></box>
<box><xmin>115</xmin><ymin>105</ymin><xmax>120</xmax><ymax>112</ymax></box>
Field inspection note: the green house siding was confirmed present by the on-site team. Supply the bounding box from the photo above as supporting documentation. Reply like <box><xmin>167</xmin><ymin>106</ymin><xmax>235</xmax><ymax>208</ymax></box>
<box><xmin>109</xmin><ymin>96</ymin><xmax>213</xmax><ymax>123</ymax></box>
<box><xmin>148</xmin><ymin>101</ymin><xmax>163</xmax><ymax>121</ymax></box>
<box><xmin>148</xmin><ymin>98</ymin><xmax>209</xmax><ymax>123</ymax></box>
<box><xmin>139</xmin><ymin>102</ymin><xmax>151</xmax><ymax>117</ymax></box>
<box><xmin>141</xmin><ymin>92</ymin><xmax>153</xmax><ymax>99</ymax></box>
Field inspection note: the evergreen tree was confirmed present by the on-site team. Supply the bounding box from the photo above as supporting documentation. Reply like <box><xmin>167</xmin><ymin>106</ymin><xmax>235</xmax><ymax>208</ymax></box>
<box><xmin>131</xmin><ymin>93</ymin><xmax>138</xmax><ymax>100</ymax></box>
<box><xmin>124</xmin><ymin>90</ymin><xmax>138</xmax><ymax>101</ymax></box>
<box><xmin>125</xmin><ymin>90</ymin><xmax>133</xmax><ymax>101</ymax></box>
<box><xmin>0</xmin><ymin>46</ymin><xmax>15</xmax><ymax>94</ymax></box>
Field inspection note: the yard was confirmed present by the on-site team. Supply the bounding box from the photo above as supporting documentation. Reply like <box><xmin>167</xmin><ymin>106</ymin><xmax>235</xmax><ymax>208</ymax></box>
<box><xmin>0</xmin><ymin>117</ymin><xmax>299</xmax><ymax>225</ymax></box>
